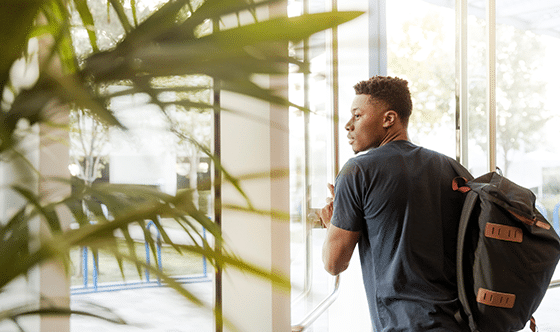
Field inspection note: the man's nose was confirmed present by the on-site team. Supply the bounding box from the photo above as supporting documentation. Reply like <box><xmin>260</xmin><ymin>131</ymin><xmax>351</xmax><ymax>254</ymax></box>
<box><xmin>345</xmin><ymin>119</ymin><xmax>353</xmax><ymax>131</ymax></box>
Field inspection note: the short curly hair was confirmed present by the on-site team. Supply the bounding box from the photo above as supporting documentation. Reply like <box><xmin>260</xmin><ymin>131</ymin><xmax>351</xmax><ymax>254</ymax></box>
<box><xmin>353</xmin><ymin>76</ymin><xmax>412</xmax><ymax>125</ymax></box>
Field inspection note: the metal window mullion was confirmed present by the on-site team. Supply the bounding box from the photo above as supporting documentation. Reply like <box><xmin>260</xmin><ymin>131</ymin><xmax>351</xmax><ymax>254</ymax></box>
<box><xmin>212</xmin><ymin>17</ymin><xmax>223</xmax><ymax>332</ymax></box>
<box><xmin>369</xmin><ymin>0</ymin><xmax>387</xmax><ymax>76</ymax></box>
<box><xmin>487</xmin><ymin>0</ymin><xmax>497</xmax><ymax>172</ymax></box>
<box><xmin>302</xmin><ymin>0</ymin><xmax>313</xmax><ymax>305</ymax></box>
<box><xmin>329</xmin><ymin>0</ymin><xmax>340</xmax><ymax>177</ymax></box>
<box><xmin>455</xmin><ymin>0</ymin><xmax>468</xmax><ymax>166</ymax></box>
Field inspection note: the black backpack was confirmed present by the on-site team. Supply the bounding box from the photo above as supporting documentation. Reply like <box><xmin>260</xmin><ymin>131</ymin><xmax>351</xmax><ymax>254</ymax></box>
<box><xmin>451</xmin><ymin>165</ymin><xmax>560</xmax><ymax>332</ymax></box>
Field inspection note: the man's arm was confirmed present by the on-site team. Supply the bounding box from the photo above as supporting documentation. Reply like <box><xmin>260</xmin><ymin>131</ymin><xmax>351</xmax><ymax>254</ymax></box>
<box><xmin>320</xmin><ymin>184</ymin><xmax>360</xmax><ymax>276</ymax></box>
<box><xmin>322</xmin><ymin>223</ymin><xmax>359</xmax><ymax>275</ymax></box>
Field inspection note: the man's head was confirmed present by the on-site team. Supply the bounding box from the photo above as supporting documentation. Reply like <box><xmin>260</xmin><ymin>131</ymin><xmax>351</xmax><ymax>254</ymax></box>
<box><xmin>345</xmin><ymin>76</ymin><xmax>411</xmax><ymax>153</ymax></box>
<box><xmin>353</xmin><ymin>76</ymin><xmax>412</xmax><ymax>126</ymax></box>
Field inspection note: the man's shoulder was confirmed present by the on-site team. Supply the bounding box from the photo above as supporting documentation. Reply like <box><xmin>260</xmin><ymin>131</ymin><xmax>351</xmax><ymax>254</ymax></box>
<box><xmin>394</xmin><ymin>141</ymin><xmax>457</xmax><ymax>165</ymax></box>
<box><xmin>342</xmin><ymin>140</ymin><xmax>457</xmax><ymax>173</ymax></box>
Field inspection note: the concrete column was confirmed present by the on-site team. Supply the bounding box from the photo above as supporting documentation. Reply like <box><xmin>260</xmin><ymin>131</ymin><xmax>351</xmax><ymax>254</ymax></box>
<box><xmin>30</xmin><ymin>23</ymin><xmax>72</xmax><ymax>331</ymax></box>
<box><xmin>0</xmin><ymin>128</ymin><xmax>41</xmax><ymax>332</ymax></box>
<box><xmin>0</xmin><ymin>36</ymin><xmax>70</xmax><ymax>331</ymax></box>
<box><xmin>37</xmin><ymin>103</ymin><xmax>71</xmax><ymax>332</ymax></box>
<box><xmin>220</xmin><ymin>94</ymin><xmax>290</xmax><ymax>332</ymax></box>
<box><xmin>220</xmin><ymin>4</ymin><xmax>290</xmax><ymax>331</ymax></box>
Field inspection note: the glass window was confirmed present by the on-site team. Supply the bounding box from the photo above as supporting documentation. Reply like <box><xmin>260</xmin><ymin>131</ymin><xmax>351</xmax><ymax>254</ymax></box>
<box><xmin>466</xmin><ymin>11</ymin><xmax>489</xmax><ymax>176</ymax></box>
<box><xmin>68</xmin><ymin>3</ymin><xmax>215</xmax><ymax>331</ymax></box>
<box><xmin>387</xmin><ymin>0</ymin><xmax>456</xmax><ymax>157</ymax></box>
<box><xmin>495</xmin><ymin>3</ymin><xmax>560</xmax><ymax>328</ymax></box>
<box><xmin>494</xmin><ymin>3</ymin><xmax>560</xmax><ymax>216</ymax></box>
<box><xmin>289</xmin><ymin>0</ymin><xmax>335</xmax><ymax>330</ymax></box>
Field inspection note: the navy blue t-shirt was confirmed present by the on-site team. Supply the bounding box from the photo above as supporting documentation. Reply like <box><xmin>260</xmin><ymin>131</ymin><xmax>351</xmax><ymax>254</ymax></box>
<box><xmin>331</xmin><ymin>140</ymin><xmax>468</xmax><ymax>331</ymax></box>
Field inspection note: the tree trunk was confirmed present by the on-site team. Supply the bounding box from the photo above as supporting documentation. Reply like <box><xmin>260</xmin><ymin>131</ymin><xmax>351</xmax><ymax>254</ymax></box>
<box><xmin>188</xmin><ymin>152</ymin><xmax>200</xmax><ymax>209</ymax></box>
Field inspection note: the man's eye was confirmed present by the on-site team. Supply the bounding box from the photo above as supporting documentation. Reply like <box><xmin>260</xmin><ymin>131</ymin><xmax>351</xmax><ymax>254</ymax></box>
<box><xmin>355</xmin><ymin>114</ymin><xmax>360</xmax><ymax>118</ymax></box>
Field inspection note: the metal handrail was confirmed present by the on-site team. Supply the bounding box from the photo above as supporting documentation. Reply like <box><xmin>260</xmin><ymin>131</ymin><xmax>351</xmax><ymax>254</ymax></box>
<box><xmin>290</xmin><ymin>208</ymin><xmax>339</xmax><ymax>332</ymax></box>
<box><xmin>549</xmin><ymin>279</ymin><xmax>560</xmax><ymax>288</ymax></box>
<box><xmin>291</xmin><ymin>211</ymin><xmax>317</xmax><ymax>306</ymax></box>
<box><xmin>292</xmin><ymin>274</ymin><xmax>340</xmax><ymax>332</ymax></box>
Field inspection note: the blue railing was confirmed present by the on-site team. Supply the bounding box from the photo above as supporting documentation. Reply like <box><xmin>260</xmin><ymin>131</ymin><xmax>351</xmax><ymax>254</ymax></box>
<box><xmin>554</xmin><ymin>203</ymin><xmax>560</xmax><ymax>234</ymax></box>
<box><xmin>71</xmin><ymin>217</ymin><xmax>210</xmax><ymax>295</ymax></box>
<box><xmin>537</xmin><ymin>202</ymin><xmax>560</xmax><ymax>235</ymax></box>
<box><xmin>145</xmin><ymin>220</ymin><xmax>163</xmax><ymax>285</ymax></box>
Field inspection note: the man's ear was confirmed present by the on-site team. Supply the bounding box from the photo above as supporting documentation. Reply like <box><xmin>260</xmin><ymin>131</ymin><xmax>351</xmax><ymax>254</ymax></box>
<box><xmin>382</xmin><ymin>110</ymin><xmax>398</xmax><ymax>128</ymax></box>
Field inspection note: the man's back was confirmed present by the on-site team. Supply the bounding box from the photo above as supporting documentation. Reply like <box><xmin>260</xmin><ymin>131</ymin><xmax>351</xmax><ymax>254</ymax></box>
<box><xmin>331</xmin><ymin>140</ymin><xmax>468</xmax><ymax>331</ymax></box>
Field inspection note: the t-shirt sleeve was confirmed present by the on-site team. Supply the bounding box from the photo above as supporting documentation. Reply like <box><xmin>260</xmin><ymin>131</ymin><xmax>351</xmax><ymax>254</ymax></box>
<box><xmin>331</xmin><ymin>159</ymin><xmax>364</xmax><ymax>232</ymax></box>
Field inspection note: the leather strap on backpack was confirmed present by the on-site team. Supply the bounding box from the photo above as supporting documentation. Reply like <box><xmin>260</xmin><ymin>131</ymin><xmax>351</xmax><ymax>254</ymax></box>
<box><xmin>455</xmin><ymin>191</ymin><xmax>479</xmax><ymax>332</ymax></box>
<box><xmin>530</xmin><ymin>316</ymin><xmax>537</xmax><ymax>332</ymax></box>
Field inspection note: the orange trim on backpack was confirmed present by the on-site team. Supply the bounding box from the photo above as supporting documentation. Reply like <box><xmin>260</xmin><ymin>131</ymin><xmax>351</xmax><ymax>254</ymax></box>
<box><xmin>484</xmin><ymin>223</ymin><xmax>523</xmax><ymax>243</ymax></box>
<box><xmin>452</xmin><ymin>177</ymin><xmax>471</xmax><ymax>193</ymax></box>
<box><xmin>476</xmin><ymin>288</ymin><xmax>515</xmax><ymax>308</ymax></box>
<box><xmin>530</xmin><ymin>317</ymin><xmax>537</xmax><ymax>332</ymax></box>
<box><xmin>508</xmin><ymin>210</ymin><xmax>551</xmax><ymax>230</ymax></box>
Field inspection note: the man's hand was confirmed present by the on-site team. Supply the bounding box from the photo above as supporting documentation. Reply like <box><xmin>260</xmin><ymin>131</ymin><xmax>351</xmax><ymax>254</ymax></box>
<box><xmin>320</xmin><ymin>182</ymin><xmax>359</xmax><ymax>275</ymax></box>
<box><xmin>319</xmin><ymin>183</ymin><xmax>335</xmax><ymax>228</ymax></box>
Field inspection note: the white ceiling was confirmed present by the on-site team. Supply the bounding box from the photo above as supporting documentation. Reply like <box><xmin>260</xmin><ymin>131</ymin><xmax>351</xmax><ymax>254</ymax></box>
<box><xmin>424</xmin><ymin>0</ymin><xmax>560</xmax><ymax>39</ymax></box>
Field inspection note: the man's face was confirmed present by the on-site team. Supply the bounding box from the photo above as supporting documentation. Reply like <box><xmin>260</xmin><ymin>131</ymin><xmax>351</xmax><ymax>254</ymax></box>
<box><xmin>345</xmin><ymin>94</ymin><xmax>387</xmax><ymax>154</ymax></box>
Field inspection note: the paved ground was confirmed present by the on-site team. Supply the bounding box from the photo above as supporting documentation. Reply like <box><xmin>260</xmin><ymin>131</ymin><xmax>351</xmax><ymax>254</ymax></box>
<box><xmin>524</xmin><ymin>285</ymin><xmax>560</xmax><ymax>332</ymax></box>
<box><xmin>71</xmin><ymin>282</ymin><xmax>214</xmax><ymax>332</ymax></box>
<box><xmin>69</xmin><ymin>228</ymin><xmax>560</xmax><ymax>332</ymax></box>
<box><xmin>70</xmin><ymin>282</ymin><xmax>560</xmax><ymax>332</ymax></box>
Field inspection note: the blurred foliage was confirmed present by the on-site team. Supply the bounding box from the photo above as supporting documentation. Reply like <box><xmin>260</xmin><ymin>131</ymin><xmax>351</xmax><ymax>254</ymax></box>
<box><xmin>0</xmin><ymin>0</ymin><xmax>362</xmax><ymax>329</ymax></box>
<box><xmin>388</xmin><ymin>8</ymin><xmax>551</xmax><ymax>176</ymax></box>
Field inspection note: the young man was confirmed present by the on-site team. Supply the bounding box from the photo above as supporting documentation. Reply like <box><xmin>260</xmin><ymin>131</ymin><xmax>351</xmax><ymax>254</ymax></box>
<box><xmin>320</xmin><ymin>76</ymin><xmax>469</xmax><ymax>331</ymax></box>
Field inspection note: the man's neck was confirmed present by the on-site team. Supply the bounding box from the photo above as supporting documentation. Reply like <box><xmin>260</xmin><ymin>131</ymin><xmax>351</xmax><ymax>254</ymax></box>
<box><xmin>380</xmin><ymin>129</ymin><xmax>409</xmax><ymax>147</ymax></box>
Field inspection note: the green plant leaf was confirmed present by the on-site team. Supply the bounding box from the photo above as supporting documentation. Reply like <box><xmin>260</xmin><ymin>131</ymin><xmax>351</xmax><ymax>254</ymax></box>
<box><xmin>0</xmin><ymin>0</ymin><xmax>43</xmax><ymax>92</ymax></box>
<box><xmin>11</xmin><ymin>185</ymin><xmax>61</xmax><ymax>233</ymax></box>
<box><xmin>119</xmin><ymin>223</ymin><xmax>144</xmax><ymax>279</ymax></box>
<box><xmin>125</xmin><ymin>0</ymin><xmax>193</xmax><ymax>45</ymax></box>
<box><xmin>0</xmin><ymin>207</ymin><xmax>30</xmax><ymax>278</ymax></box>
<box><xmin>40</xmin><ymin>0</ymin><xmax>78</xmax><ymax>74</ymax></box>
<box><xmin>197</xmin><ymin>10</ymin><xmax>363</xmax><ymax>48</ymax></box>
<box><xmin>1</xmin><ymin>0</ymin><xmax>363</xmax><ymax>327</ymax></box>
<box><xmin>108</xmin><ymin>0</ymin><xmax>133</xmax><ymax>33</ymax></box>
<box><xmin>0</xmin><ymin>304</ymin><xmax>127</xmax><ymax>327</ymax></box>
<box><xmin>72</xmin><ymin>0</ymin><xmax>99</xmax><ymax>52</ymax></box>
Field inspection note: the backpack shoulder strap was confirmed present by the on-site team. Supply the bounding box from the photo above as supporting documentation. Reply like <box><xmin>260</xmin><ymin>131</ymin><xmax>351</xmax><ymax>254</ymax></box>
<box><xmin>449</xmin><ymin>158</ymin><xmax>474</xmax><ymax>181</ymax></box>
<box><xmin>449</xmin><ymin>157</ymin><xmax>477</xmax><ymax>330</ymax></box>
<box><xmin>456</xmin><ymin>190</ymin><xmax>479</xmax><ymax>332</ymax></box>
